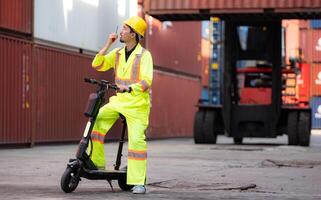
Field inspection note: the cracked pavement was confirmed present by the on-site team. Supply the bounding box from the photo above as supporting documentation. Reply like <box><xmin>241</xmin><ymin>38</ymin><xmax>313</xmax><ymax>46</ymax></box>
<box><xmin>1</xmin><ymin>131</ymin><xmax>321</xmax><ymax>200</ymax></box>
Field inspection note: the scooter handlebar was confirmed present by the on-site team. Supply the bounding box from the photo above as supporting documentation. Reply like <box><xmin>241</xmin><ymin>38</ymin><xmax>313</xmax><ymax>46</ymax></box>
<box><xmin>84</xmin><ymin>78</ymin><xmax>131</xmax><ymax>93</ymax></box>
<box><xmin>84</xmin><ymin>78</ymin><xmax>99</xmax><ymax>84</ymax></box>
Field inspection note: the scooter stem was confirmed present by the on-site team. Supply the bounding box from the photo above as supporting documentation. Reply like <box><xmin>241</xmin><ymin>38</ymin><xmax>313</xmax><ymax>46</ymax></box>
<box><xmin>114</xmin><ymin>116</ymin><xmax>127</xmax><ymax>170</ymax></box>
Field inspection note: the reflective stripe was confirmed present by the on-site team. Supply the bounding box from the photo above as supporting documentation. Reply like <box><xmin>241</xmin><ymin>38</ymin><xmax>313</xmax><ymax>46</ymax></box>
<box><xmin>131</xmin><ymin>52</ymin><xmax>144</xmax><ymax>81</ymax></box>
<box><xmin>140</xmin><ymin>80</ymin><xmax>149</xmax><ymax>91</ymax></box>
<box><xmin>115</xmin><ymin>78</ymin><xmax>135</xmax><ymax>86</ymax></box>
<box><xmin>115</xmin><ymin>49</ymin><xmax>121</xmax><ymax>76</ymax></box>
<box><xmin>128</xmin><ymin>149</ymin><xmax>147</xmax><ymax>160</ymax></box>
<box><xmin>91</xmin><ymin>131</ymin><xmax>105</xmax><ymax>144</ymax></box>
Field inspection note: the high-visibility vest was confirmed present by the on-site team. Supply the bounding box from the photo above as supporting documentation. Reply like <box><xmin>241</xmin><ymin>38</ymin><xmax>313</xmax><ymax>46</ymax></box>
<box><xmin>114</xmin><ymin>48</ymin><xmax>149</xmax><ymax>91</ymax></box>
<box><xmin>91</xmin><ymin>43</ymin><xmax>153</xmax><ymax>107</ymax></box>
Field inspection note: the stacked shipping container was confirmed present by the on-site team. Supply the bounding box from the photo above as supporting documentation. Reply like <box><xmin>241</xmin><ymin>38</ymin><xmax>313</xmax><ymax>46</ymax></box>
<box><xmin>0</xmin><ymin>0</ymin><xmax>33</xmax><ymax>145</ymax></box>
<box><xmin>300</xmin><ymin>29</ymin><xmax>321</xmax><ymax>64</ymax></box>
<box><xmin>0</xmin><ymin>0</ymin><xmax>33</xmax><ymax>34</ymax></box>
<box><xmin>300</xmin><ymin>20</ymin><xmax>321</xmax><ymax>128</ymax></box>
<box><xmin>145</xmin><ymin>18</ymin><xmax>202</xmax><ymax>76</ymax></box>
<box><xmin>33</xmin><ymin>45</ymin><xmax>119</xmax><ymax>142</ymax></box>
<box><xmin>0</xmin><ymin>35</ymin><xmax>33</xmax><ymax>144</ymax></box>
<box><xmin>0</xmin><ymin>1</ymin><xmax>202</xmax><ymax>145</ymax></box>
<box><xmin>310</xmin><ymin>63</ymin><xmax>321</xmax><ymax>128</ymax></box>
<box><xmin>149</xmin><ymin>72</ymin><xmax>200</xmax><ymax>138</ymax></box>
<box><xmin>145</xmin><ymin>17</ymin><xmax>202</xmax><ymax>137</ymax></box>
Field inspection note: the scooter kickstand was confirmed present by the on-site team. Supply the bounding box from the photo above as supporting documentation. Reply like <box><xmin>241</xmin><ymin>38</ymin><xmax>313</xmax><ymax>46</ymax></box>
<box><xmin>107</xmin><ymin>179</ymin><xmax>115</xmax><ymax>192</ymax></box>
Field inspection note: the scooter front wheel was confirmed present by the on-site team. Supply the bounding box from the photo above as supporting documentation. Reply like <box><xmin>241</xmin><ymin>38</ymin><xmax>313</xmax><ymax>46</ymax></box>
<box><xmin>60</xmin><ymin>167</ymin><xmax>80</xmax><ymax>193</ymax></box>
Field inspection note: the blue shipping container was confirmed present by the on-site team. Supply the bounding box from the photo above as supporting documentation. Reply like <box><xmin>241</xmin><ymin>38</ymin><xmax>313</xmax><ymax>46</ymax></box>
<box><xmin>199</xmin><ymin>87</ymin><xmax>209</xmax><ymax>104</ymax></box>
<box><xmin>310</xmin><ymin>96</ymin><xmax>321</xmax><ymax>129</ymax></box>
<box><xmin>310</xmin><ymin>20</ymin><xmax>321</xmax><ymax>29</ymax></box>
<box><xmin>201</xmin><ymin>21</ymin><xmax>210</xmax><ymax>39</ymax></box>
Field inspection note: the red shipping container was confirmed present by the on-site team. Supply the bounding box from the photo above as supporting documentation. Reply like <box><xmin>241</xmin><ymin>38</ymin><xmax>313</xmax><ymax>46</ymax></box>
<box><xmin>299</xmin><ymin>29</ymin><xmax>311</xmax><ymax>63</ymax></box>
<box><xmin>145</xmin><ymin>18</ymin><xmax>202</xmax><ymax>76</ymax></box>
<box><xmin>145</xmin><ymin>0</ymin><xmax>321</xmax><ymax>16</ymax></box>
<box><xmin>299</xmin><ymin>20</ymin><xmax>310</xmax><ymax>29</ymax></box>
<box><xmin>149</xmin><ymin>71</ymin><xmax>201</xmax><ymax>138</ymax></box>
<box><xmin>33</xmin><ymin>44</ymin><xmax>122</xmax><ymax>143</ymax></box>
<box><xmin>0</xmin><ymin>34</ymin><xmax>33</xmax><ymax>145</ymax></box>
<box><xmin>0</xmin><ymin>0</ymin><xmax>33</xmax><ymax>34</ymax></box>
<box><xmin>150</xmin><ymin>0</ymin><xmax>321</xmax><ymax>10</ymax></box>
<box><xmin>297</xmin><ymin>63</ymin><xmax>310</xmax><ymax>104</ymax></box>
<box><xmin>310</xmin><ymin>63</ymin><xmax>321</xmax><ymax>96</ymax></box>
<box><xmin>33</xmin><ymin>43</ymin><xmax>202</xmax><ymax>143</ymax></box>
<box><xmin>300</xmin><ymin>29</ymin><xmax>321</xmax><ymax>63</ymax></box>
<box><xmin>311</xmin><ymin>29</ymin><xmax>321</xmax><ymax>62</ymax></box>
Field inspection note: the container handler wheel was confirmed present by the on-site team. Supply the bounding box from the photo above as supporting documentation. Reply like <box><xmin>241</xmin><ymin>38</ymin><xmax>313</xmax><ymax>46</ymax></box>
<box><xmin>203</xmin><ymin>111</ymin><xmax>217</xmax><ymax>144</ymax></box>
<box><xmin>298</xmin><ymin>112</ymin><xmax>311</xmax><ymax>146</ymax></box>
<box><xmin>194</xmin><ymin>110</ymin><xmax>205</xmax><ymax>143</ymax></box>
<box><xmin>287</xmin><ymin>112</ymin><xmax>299</xmax><ymax>145</ymax></box>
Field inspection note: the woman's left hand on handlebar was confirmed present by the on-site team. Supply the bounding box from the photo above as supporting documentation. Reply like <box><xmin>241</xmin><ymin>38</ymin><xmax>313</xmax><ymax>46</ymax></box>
<box><xmin>117</xmin><ymin>84</ymin><xmax>131</xmax><ymax>92</ymax></box>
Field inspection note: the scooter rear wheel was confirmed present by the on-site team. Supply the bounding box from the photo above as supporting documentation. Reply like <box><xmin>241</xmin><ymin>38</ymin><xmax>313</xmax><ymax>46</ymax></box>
<box><xmin>61</xmin><ymin>167</ymin><xmax>79</xmax><ymax>193</ymax></box>
<box><xmin>118</xmin><ymin>174</ymin><xmax>134</xmax><ymax>191</ymax></box>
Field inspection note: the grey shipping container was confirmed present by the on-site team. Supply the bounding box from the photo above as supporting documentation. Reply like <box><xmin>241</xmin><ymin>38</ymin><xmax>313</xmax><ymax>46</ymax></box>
<box><xmin>34</xmin><ymin>0</ymin><xmax>138</xmax><ymax>52</ymax></box>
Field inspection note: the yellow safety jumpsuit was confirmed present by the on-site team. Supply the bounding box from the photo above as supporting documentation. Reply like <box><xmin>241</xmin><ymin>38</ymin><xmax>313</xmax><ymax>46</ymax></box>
<box><xmin>90</xmin><ymin>43</ymin><xmax>153</xmax><ymax>185</ymax></box>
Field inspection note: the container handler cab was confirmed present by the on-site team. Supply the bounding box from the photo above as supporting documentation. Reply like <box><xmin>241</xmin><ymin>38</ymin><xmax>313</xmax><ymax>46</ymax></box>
<box><xmin>142</xmin><ymin>1</ymin><xmax>316</xmax><ymax>146</ymax></box>
<box><xmin>194</xmin><ymin>19</ymin><xmax>311</xmax><ymax>146</ymax></box>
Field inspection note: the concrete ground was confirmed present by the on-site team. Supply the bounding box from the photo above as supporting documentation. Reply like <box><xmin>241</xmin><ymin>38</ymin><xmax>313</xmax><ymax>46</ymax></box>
<box><xmin>1</xmin><ymin>131</ymin><xmax>321</xmax><ymax>200</ymax></box>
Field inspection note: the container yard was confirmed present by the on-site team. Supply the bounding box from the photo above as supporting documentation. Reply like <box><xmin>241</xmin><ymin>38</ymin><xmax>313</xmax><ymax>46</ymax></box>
<box><xmin>1</xmin><ymin>1</ymin><xmax>321</xmax><ymax>199</ymax></box>
<box><xmin>0</xmin><ymin>0</ymin><xmax>321</xmax><ymax>145</ymax></box>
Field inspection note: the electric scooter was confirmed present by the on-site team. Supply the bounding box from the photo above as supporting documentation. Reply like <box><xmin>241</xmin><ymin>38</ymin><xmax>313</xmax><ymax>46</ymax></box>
<box><xmin>60</xmin><ymin>78</ymin><xmax>133</xmax><ymax>193</ymax></box>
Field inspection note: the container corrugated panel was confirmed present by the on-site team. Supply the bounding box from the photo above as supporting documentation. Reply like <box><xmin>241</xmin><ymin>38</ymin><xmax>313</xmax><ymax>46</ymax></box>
<box><xmin>310</xmin><ymin>96</ymin><xmax>321</xmax><ymax>129</ymax></box>
<box><xmin>144</xmin><ymin>0</ymin><xmax>321</xmax><ymax>20</ymax></box>
<box><xmin>0</xmin><ymin>34</ymin><xmax>32</xmax><ymax>144</ymax></box>
<box><xmin>299</xmin><ymin>20</ymin><xmax>310</xmax><ymax>29</ymax></box>
<box><xmin>146</xmin><ymin>20</ymin><xmax>202</xmax><ymax>76</ymax></box>
<box><xmin>311</xmin><ymin>29</ymin><xmax>321</xmax><ymax>62</ymax></box>
<box><xmin>33</xmin><ymin>45</ymin><xmax>122</xmax><ymax>143</ymax></box>
<box><xmin>0</xmin><ymin>0</ymin><xmax>32</xmax><ymax>34</ymax></box>
<box><xmin>300</xmin><ymin>29</ymin><xmax>321</xmax><ymax>63</ymax></box>
<box><xmin>297</xmin><ymin>63</ymin><xmax>310</xmax><ymax>103</ymax></box>
<box><xmin>148</xmin><ymin>71</ymin><xmax>201</xmax><ymax>138</ymax></box>
<box><xmin>311</xmin><ymin>20</ymin><xmax>321</xmax><ymax>29</ymax></box>
<box><xmin>299</xmin><ymin>29</ymin><xmax>312</xmax><ymax>63</ymax></box>
<box><xmin>146</xmin><ymin>0</ymin><xmax>321</xmax><ymax>11</ymax></box>
<box><xmin>310</xmin><ymin>63</ymin><xmax>321</xmax><ymax>96</ymax></box>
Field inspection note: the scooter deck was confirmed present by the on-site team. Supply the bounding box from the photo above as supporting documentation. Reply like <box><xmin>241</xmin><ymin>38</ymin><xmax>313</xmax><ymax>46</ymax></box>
<box><xmin>81</xmin><ymin>168</ymin><xmax>126</xmax><ymax>180</ymax></box>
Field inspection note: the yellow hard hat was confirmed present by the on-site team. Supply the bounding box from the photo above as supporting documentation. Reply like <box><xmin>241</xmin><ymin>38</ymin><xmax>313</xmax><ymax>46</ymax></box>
<box><xmin>124</xmin><ymin>16</ymin><xmax>147</xmax><ymax>37</ymax></box>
